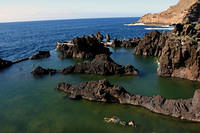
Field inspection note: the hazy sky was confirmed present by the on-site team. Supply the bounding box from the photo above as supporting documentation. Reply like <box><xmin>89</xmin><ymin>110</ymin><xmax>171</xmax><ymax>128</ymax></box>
<box><xmin>0</xmin><ymin>0</ymin><xmax>178</xmax><ymax>22</ymax></box>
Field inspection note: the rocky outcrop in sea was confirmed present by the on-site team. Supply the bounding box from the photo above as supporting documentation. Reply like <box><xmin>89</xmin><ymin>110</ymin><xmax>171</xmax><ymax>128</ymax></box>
<box><xmin>0</xmin><ymin>58</ymin><xmax>13</xmax><ymax>70</ymax></box>
<box><xmin>133</xmin><ymin>30</ymin><xmax>168</xmax><ymax>57</ymax></box>
<box><xmin>32</xmin><ymin>54</ymin><xmax>139</xmax><ymax>76</ymax></box>
<box><xmin>56</xmin><ymin>79</ymin><xmax>200</xmax><ymax>122</ymax></box>
<box><xmin>133</xmin><ymin>23</ymin><xmax>200</xmax><ymax>81</ymax></box>
<box><xmin>112</xmin><ymin>38</ymin><xmax>140</xmax><ymax>48</ymax></box>
<box><xmin>56</xmin><ymin>35</ymin><xmax>111</xmax><ymax>59</ymax></box>
<box><xmin>0</xmin><ymin>51</ymin><xmax>51</xmax><ymax>70</ymax></box>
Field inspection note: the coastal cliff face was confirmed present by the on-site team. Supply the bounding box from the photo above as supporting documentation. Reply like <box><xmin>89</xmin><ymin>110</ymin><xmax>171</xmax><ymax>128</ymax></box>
<box><xmin>133</xmin><ymin>23</ymin><xmax>200</xmax><ymax>81</ymax></box>
<box><xmin>137</xmin><ymin>0</ymin><xmax>200</xmax><ymax>25</ymax></box>
<box><xmin>157</xmin><ymin>23</ymin><xmax>200</xmax><ymax>81</ymax></box>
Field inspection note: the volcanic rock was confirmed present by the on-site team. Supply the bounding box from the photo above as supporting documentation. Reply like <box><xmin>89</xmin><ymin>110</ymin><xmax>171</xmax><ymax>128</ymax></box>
<box><xmin>96</xmin><ymin>32</ymin><xmax>104</xmax><ymax>42</ymax></box>
<box><xmin>56</xmin><ymin>35</ymin><xmax>111</xmax><ymax>59</ymax></box>
<box><xmin>29</xmin><ymin>51</ymin><xmax>50</xmax><ymax>60</ymax></box>
<box><xmin>69</xmin><ymin>54</ymin><xmax>139</xmax><ymax>75</ymax></box>
<box><xmin>133</xmin><ymin>30</ymin><xmax>168</xmax><ymax>57</ymax></box>
<box><xmin>157</xmin><ymin>23</ymin><xmax>200</xmax><ymax>81</ymax></box>
<box><xmin>106</xmin><ymin>34</ymin><xmax>111</xmax><ymax>42</ymax></box>
<box><xmin>31</xmin><ymin>66</ymin><xmax>57</xmax><ymax>77</ymax></box>
<box><xmin>32</xmin><ymin>54</ymin><xmax>139</xmax><ymax>76</ymax></box>
<box><xmin>56</xmin><ymin>79</ymin><xmax>200</xmax><ymax>122</ymax></box>
<box><xmin>135</xmin><ymin>0</ymin><xmax>200</xmax><ymax>26</ymax></box>
<box><xmin>0</xmin><ymin>58</ymin><xmax>13</xmax><ymax>70</ymax></box>
<box><xmin>112</xmin><ymin>38</ymin><xmax>140</xmax><ymax>48</ymax></box>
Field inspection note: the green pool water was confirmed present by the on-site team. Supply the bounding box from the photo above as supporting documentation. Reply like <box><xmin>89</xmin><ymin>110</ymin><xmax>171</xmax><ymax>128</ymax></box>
<box><xmin>0</xmin><ymin>48</ymin><xmax>200</xmax><ymax>133</ymax></box>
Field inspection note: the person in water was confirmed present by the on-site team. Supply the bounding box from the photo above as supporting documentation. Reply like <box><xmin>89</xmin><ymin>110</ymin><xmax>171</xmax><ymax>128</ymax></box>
<box><xmin>104</xmin><ymin>116</ymin><xmax>136</xmax><ymax>127</ymax></box>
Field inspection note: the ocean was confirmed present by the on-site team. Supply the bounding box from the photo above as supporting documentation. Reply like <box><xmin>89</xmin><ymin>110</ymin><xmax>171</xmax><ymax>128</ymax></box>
<box><xmin>0</xmin><ymin>17</ymin><xmax>200</xmax><ymax>133</ymax></box>
<box><xmin>0</xmin><ymin>17</ymin><xmax>172</xmax><ymax>61</ymax></box>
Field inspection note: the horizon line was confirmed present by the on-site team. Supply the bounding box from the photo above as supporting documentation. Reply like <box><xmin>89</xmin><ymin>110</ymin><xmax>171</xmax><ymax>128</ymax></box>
<box><xmin>0</xmin><ymin>16</ymin><xmax>141</xmax><ymax>24</ymax></box>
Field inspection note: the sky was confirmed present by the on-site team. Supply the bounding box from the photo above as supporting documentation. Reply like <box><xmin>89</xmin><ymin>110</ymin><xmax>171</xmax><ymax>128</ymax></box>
<box><xmin>0</xmin><ymin>0</ymin><xmax>179</xmax><ymax>22</ymax></box>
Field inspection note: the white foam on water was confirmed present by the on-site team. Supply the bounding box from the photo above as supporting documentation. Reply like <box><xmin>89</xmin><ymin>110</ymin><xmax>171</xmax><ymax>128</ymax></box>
<box><xmin>124</xmin><ymin>23</ymin><xmax>145</xmax><ymax>26</ymax></box>
<box><xmin>145</xmin><ymin>27</ymin><xmax>174</xmax><ymax>30</ymax></box>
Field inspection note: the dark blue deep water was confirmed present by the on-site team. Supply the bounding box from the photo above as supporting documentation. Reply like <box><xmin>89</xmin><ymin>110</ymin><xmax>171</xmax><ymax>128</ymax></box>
<box><xmin>0</xmin><ymin>17</ymin><xmax>168</xmax><ymax>61</ymax></box>
<box><xmin>1</xmin><ymin>18</ymin><xmax>200</xmax><ymax>133</ymax></box>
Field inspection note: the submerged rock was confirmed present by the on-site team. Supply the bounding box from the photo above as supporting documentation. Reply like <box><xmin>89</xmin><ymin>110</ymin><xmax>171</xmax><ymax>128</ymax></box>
<box><xmin>29</xmin><ymin>51</ymin><xmax>50</xmax><ymax>60</ymax></box>
<box><xmin>56</xmin><ymin>35</ymin><xmax>111</xmax><ymax>59</ymax></box>
<box><xmin>0</xmin><ymin>58</ymin><xmax>13</xmax><ymax>70</ymax></box>
<box><xmin>56</xmin><ymin>79</ymin><xmax>200</xmax><ymax>122</ymax></box>
<box><xmin>31</xmin><ymin>66</ymin><xmax>57</xmax><ymax>77</ymax></box>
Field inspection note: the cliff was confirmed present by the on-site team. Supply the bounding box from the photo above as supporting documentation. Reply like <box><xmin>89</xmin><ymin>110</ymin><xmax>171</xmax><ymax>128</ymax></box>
<box><xmin>136</xmin><ymin>0</ymin><xmax>200</xmax><ymax>26</ymax></box>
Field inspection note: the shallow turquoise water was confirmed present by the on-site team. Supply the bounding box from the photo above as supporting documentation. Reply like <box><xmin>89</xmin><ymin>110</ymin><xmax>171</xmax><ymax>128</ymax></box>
<box><xmin>0</xmin><ymin>48</ymin><xmax>200</xmax><ymax>133</ymax></box>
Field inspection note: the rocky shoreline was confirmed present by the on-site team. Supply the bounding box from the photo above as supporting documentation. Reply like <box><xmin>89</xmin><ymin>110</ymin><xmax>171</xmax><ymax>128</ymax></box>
<box><xmin>133</xmin><ymin>23</ymin><xmax>200</xmax><ymax>81</ymax></box>
<box><xmin>56</xmin><ymin>79</ymin><xmax>200</xmax><ymax>122</ymax></box>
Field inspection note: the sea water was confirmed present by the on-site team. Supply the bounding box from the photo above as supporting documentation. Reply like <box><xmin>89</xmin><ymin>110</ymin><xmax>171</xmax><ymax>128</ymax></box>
<box><xmin>0</xmin><ymin>18</ymin><xmax>200</xmax><ymax>133</ymax></box>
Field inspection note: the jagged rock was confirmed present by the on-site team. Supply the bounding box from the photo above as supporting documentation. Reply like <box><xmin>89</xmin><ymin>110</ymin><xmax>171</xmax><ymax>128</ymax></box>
<box><xmin>33</xmin><ymin>54</ymin><xmax>139</xmax><ymax>76</ymax></box>
<box><xmin>31</xmin><ymin>66</ymin><xmax>57</xmax><ymax>77</ymax></box>
<box><xmin>157</xmin><ymin>23</ymin><xmax>200</xmax><ymax>81</ymax></box>
<box><xmin>29</xmin><ymin>51</ymin><xmax>50</xmax><ymax>60</ymax></box>
<box><xmin>134</xmin><ymin>0</ymin><xmax>200</xmax><ymax>26</ymax></box>
<box><xmin>106</xmin><ymin>34</ymin><xmax>110</xmax><ymax>42</ymax></box>
<box><xmin>192</xmin><ymin>90</ymin><xmax>200</xmax><ymax>112</ymax></box>
<box><xmin>133</xmin><ymin>30</ymin><xmax>168</xmax><ymax>57</ymax></box>
<box><xmin>96</xmin><ymin>32</ymin><xmax>104</xmax><ymax>42</ymax></box>
<box><xmin>112</xmin><ymin>38</ymin><xmax>122</xmax><ymax>47</ymax></box>
<box><xmin>56</xmin><ymin>35</ymin><xmax>111</xmax><ymax>59</ymax></box>
<box><xmin>112</xmin><ymin>38</ymin><xmax>140</xmax><ymax>48</ymax></box>
<box><xmin>0</xmin><ymin>58</ymin><xmax>13</xmax><ymax>70</ymax></box>
<box><xmin>56</xmin><ymin>79</ymin><xmax>200</xmax><ymax>122</ymax></box>
<box><xmin>183</xmin><ymin>1</ymin><xmax>200</xmax><ymax>24</ymax></box>
<box><xmin>69</xmin><ymin>54</ymin><xmax>139</xmax><ymax>75</ymax></box>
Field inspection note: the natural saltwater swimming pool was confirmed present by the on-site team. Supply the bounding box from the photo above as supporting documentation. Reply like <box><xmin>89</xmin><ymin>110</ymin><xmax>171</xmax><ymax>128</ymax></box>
<box><xmin>0</xmin><ymin>18</ymin><xmax>200</xmax><ymax>133</ymax></box>
<box><xmin>1</xmin><ymin>48</ymin><xmax>200</xmax><ymax>133</ymax></box>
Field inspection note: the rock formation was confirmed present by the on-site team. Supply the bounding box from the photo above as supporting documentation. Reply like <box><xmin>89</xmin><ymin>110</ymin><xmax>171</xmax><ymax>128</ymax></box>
<box><xmin>133</xmin><ymin>23</ymin><xmax>200</xmax><ymax>81</ymax></box>
<box><xmin>31</xmin><ymin>66</ymin><xmax>57</xmax><ymax>77</ymax></box>
<box><xmin>133</xmin><ymin>30</ymin><xmax>168</xmax><ymax>57</ymax></box>
<box><xmin>105</xmin><ymin>34</ymin><xmax>110</xmax><ymax>42</ymax></box>
<box><xmin>0</xmin><ymin>51</ymin><xmax>50</xmax><ymax>70</ymax></box>
<box><xmin>29</xmin><ymin>51</ymin><xmax>50</xmax><ymax>60</ymax></box>
<box><xmin>60</xmin><ymin>54</ymin><xmax>139</xmax><ymax>75</ymax></box>
<box><xmin>32</xmin><ymin>54</ymin><xmax>139</xmax><ymax>76</ymax></box>
<box><xmin>112</xmin><ymin>38</ymin><xmax>140</xmax><ymax>48</ymax></box>
<box><xmin>135</xmin><ymin>0</ymin><xmax>200</xmax><ymax>26</ymax></box>
<box><xmin>157</xmin><ymin>23</ymin><xmax>200</xmax><ymax>81</ymax></box>
<box><xmin>0</xmin><ymin>58</ymin><xmax>13</xmax><ymax>70</ymax></box>
<box><xmin>56</xmin><ymin>79</ymin><xmax>200</xmax><ymax>122</ymax></box>
<box><xmin>96</xmin><ymin>32</ymin><xmax>104</xmax><ymax>42</ymax></box>
<box><xmin>56</xmin><ymin>35</ymin><xmax>111</xmax><ymax>59</ymax></box>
